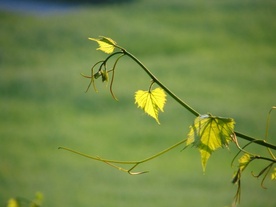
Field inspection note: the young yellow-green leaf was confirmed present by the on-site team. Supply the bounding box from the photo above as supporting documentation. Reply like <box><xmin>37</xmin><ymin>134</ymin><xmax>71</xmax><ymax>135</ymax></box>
<box><xmin>7</xmin><ymin>199</ymin><xmax>18</xmax><ymax>207</ymax></box>
<box><xmin>135</xmin><ymin>88</ymin><xmax>166</xmax><ymax>124</ymax></box>
<box><xmin>238</xmin><ymin>153</ymin><xmax>252</xmax><ymax>171</ymax></box>
<box><xmin>271</xmin><ymin>167</ymin><xmax>276</xmax><ymax>180</ymax></box>
<box><xmin>88</xmin><ymin>36</ymin><xmax>117</xmax><ymax>54</ymax></box>
<box><xmin>186</xmin><ymin>114</ymin><xmax>235</xmax><ymax>172</ymax></box>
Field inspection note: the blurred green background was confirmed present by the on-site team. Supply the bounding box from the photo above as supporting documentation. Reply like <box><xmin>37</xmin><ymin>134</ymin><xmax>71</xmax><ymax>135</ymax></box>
<box><xmin>0</xmin><ymin>0</ymin><xmax>275</xmax><ymax>206</ymax></box>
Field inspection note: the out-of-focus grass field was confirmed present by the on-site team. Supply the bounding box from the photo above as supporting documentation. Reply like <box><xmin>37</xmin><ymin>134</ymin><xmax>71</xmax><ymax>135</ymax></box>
<box><xmin>0</xmin><ymin>0</ymin><xmax>276</xmax><ymax>206</ymax></box>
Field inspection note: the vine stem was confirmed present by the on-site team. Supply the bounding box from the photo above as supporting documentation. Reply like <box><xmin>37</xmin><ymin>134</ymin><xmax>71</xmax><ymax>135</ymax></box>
<box><xmin>122</xmin><ymin>49</ymin><xmax>200</xmax><ymax>117</ymax></box>
<box><xmin>118</xmin><ymin>48</ymin><xmax>276</xmax><ymax>151</ymax></box>
<box><xmin>235</xmin><ymin>131</ymin><xmax>276</xmax><ymax>150</ymax></box>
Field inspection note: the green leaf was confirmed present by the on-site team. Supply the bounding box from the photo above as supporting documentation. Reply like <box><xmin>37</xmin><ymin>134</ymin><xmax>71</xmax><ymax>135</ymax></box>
<box><xmin>186</xmin><ymin>114</ymin><xmax>235</xmax><ymax>172</ymax></box>
<box><xmin>135</xmin><ymin>87</ymin><xmax>166</xmax><ymax>124</ymax></box>
<box><xmin>32</xmin><ymin>192</ymin><xmax>43</xmax><ymax>207</ymax></box>
<box><xmin>88</xmin><ymin>36</ymin><xmax>117</xmax><ymax>54</ymax></box>
<box><xmin>101</xmin><ymin>70</ymin><xmax>109</xmax><ymax>83</ymax></box>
